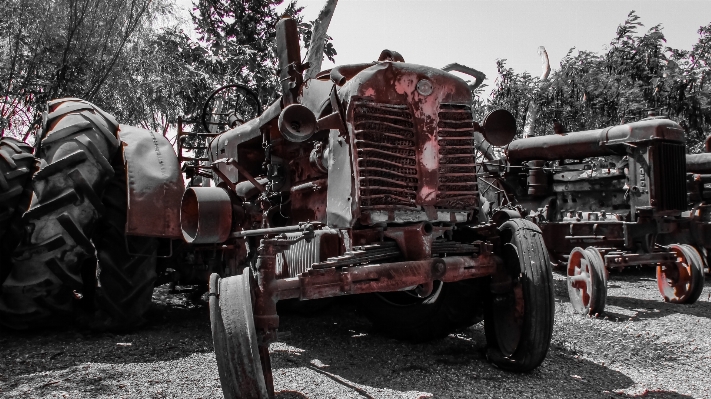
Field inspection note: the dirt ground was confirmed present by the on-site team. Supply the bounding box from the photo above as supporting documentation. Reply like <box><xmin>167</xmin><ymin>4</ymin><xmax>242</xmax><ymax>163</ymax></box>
<box><xmin>1</xmin><ymin>269</ymin><xmax>710</xmax><ymax>399</ymax></box>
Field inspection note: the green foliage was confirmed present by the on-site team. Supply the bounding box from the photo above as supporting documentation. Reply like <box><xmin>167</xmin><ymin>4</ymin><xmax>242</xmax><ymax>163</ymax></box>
<box><xmin>190</xmin><ymin>0</ymin><xmax>301</xmax><ymax>108</ymax></box>
<box><xmin>100</xmin><ymin>28</ymin><xmax>215</xmax><ymax>133</ymax></box>
<box><xmin>477</xmin><ymin>11</ymin><xmax>711</xmax><ymax>152</ymax></box>
<box><xmin>300</xmin><ymin>20</ymin><xmax>337</xmax><ymax>64</ymax></box>
<box><xmin>486</xmin><ymin>60</ymin><xmax>538</xmax><ymax>135</ymax></box>
<box><xmin>0</xmin><ymin>0</ymin><xmax>337</xmax><ymax>141</ymax></box>
<box><xmin>0</xmin><ymin>0</ymin><xmax>171</xmax><ymax>140</ymax></box>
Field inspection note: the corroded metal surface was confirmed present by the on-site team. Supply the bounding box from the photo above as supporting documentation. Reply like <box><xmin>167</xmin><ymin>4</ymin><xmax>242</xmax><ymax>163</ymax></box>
<box><xmin>686</xmin><ymin>152</ymin><xmax>711</xmax><ymax>174</ymax></box>
<box><xmin>478</xmin><ymin>115</ymin><xmax>703</xmax><ymax>313</ymax></box>
<box><xmin>119</xmin><ymin>125</ymin><xmax>184</xmax><ymax>238</ymax></box>
<box><xmin>331</xmin><ymin>62</ymin><xmax>478</xmax><ymax>225</ymax></box>
<box><xmin>165</xmin><ymin>16</ymin><xmax>556</xmax><ymax>382</ymax></box>
<box><xmin>507</xmin><ymin>118</ymin><xmax>685</xmax><ymax>163</ymax></box>
<box><xmin>180</xmin><ymin>187</ymin><xmax>233</xmax><ymax>244</ymax></box>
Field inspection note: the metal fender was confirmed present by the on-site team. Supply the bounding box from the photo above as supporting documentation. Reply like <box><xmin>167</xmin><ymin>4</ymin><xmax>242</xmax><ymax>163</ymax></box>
<box><xmin>118</xmin><ymin>125</ymin><xmax>185</xmax><ymax>238</ymax></box>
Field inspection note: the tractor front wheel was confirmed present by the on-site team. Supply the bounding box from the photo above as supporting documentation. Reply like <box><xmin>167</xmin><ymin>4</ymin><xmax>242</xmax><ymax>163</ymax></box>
<box><xmin>209</xmin><ymin>272</ymin><xmax>272</xmax><ymax>399</ymax></box>
<box><xmin>485</xmin><ymin>219</ymin><xmax>554</xmax><ymax>372</ymax></box>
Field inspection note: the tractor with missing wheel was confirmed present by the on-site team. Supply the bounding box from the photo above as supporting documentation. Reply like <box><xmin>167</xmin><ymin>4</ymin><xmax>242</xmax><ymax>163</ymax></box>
<box><xmin>0</xmin><ymin>16</ymin><xmax>555</xmax><ymax>396</ymax></box>
<box><xmin>475</xmin><ymin>113</ymin><xmax>706</xmax><ymax>317</ymax></box>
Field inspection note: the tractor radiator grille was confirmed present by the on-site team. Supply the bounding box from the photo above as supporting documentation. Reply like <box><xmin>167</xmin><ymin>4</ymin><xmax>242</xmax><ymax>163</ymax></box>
<box><xmin>652</xmin><ymin>141</ymin><xmax>687</xmax><ymax>212</ymax></box>
<box><xmin>353</xmin><ymin>101</ymin><xmax>418</xmax><ymax>208</ymax></box>
<box><xmin>436</xmin><ymin>104</ymin><xmax>478</xmax><ymax>208</ymax></box>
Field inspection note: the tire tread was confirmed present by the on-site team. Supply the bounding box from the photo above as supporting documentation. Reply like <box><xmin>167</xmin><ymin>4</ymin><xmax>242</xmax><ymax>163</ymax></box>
<box><xmin>0</xmin><ymin>98</ymin><xmax>118</xmax><ymax>329</ymax></box>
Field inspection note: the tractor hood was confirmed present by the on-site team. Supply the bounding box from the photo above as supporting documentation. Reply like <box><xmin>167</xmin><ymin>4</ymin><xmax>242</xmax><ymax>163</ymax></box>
<box><xmin>336</xmin><ymin>61</ymin><xmax>472</xmax><ymax>106</ymax></box>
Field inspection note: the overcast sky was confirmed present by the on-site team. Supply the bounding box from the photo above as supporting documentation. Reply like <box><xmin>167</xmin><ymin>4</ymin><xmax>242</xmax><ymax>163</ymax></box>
<box><xmin>178</xmin><ymin>0</ymin><xmax>711</xmax><ymax>97</ymax></box>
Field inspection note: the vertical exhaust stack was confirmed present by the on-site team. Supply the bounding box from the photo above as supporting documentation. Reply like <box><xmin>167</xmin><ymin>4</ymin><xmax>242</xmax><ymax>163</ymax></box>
<box><xmin>275</xmin><ymin>17</ymin><xmax>303</xmax><ymax>107</ymax></box>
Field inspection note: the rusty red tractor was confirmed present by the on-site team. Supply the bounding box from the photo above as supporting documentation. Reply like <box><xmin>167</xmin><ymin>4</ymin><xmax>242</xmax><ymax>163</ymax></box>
<box><xmin>664</xmin><ymin>134</ymin><xmax>711</xmax><ymax>275</ymax></box>
<box><xmin>0</xmin><ymin>16</ymin><xmax>555</xmax><ymax>396</ymax></box>
<box><xmin>476</xmin><ymin>114</ymin><xmax>706</xmax><ymax>316</ymax></box>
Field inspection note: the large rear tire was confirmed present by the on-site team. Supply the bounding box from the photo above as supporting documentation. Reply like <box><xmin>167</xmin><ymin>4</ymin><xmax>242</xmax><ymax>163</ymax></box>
<box><xmin>89</xmin><ymin>146</ymin><xmax>158</xmax><ymax>331</ymax></box>
<box><xmin>0</xmin><ymin>98</ymin><xmax>119</xmax><ymax>329</ymax></box>
<box><xmin>359</xmin><ymin>279</ymin><xmax>484</xmax><ymax>342</ymax></box>
<box><xmin>209</xmin><ymin>272</ymin><xmax>272</xmax><ymax>399</ymax></box>
<box><xmin>485</xmin><ymin>219</ymin><xmax>554</xmax><ymax>372</ymax></box>
<box><xmin>0</xmin><ymin>137</ymin><xmax>36</xmax><ymax>282</ymax></box>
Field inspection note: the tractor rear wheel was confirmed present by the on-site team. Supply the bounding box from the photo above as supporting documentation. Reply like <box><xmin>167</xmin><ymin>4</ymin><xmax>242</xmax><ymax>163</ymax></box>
<box><xmin>88</xmin><ymin>147</ymin><xmax>158</xmax><ymax>331</ymax></box>
<box><xmin>209</xmin><ymin>272</ymin><xmax>272</xmax><ymax>399</ymax></box>
<box><xmin>0</xmin><ymin>137</ymin><xmax>36</xmax><ymax>283</ymax></box>
<box><xmin>485</xmin><ymin>218</ymin><xmax>554</xmax><ymax>372</ymax></box>
<box><xmin>359</xmin><ymin>279</ymin><xmax>485</xmax><ymax>342</ymax></box>
<box><xmin>0</xmin><ymin>98</ymin><xmax>119</xmax><ymax>329</ymax></box>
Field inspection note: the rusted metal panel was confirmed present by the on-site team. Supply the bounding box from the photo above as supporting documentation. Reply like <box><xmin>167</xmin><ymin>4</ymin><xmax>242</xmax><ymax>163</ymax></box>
<box><xmin>276</xmin><ymin>254</ymin><xmax>498</xmax><ymax>301</ymax></box>
<box><xmin>686</xmin><ymin>152</ymin><xmax>711</xmax><ymax>174</ymax></box>
<box><xmin>342</xmin><ymin>62</ymin><xmax>472</xmax><ymax>207</ymax></box>
<box><xmin>327</xmin><ymin>61</ymin><xmax>476</xmax><ymax>226</ymax></box>
<box><xmin>507</xmin><ymin>118</ymin><xmax>685</xmax><ymax>163</ymax></box>
<box><xmin>180</xmin><ymin>187</ymin><xmax>232</xmax><ymax>244</ymax></box>
<box><xmin>119</xmin><ymin>125</ymin><xmax>184</xmax><ymax>238</ymax></box>
<box><xmin>326</xmin><ymin>128</ymin><xmax>355</xmax><ymax>228</ymax></box>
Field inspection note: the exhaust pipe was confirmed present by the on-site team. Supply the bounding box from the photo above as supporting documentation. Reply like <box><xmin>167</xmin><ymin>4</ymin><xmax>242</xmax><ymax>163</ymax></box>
<box><xmin>276</xmin><ymin>17</ymin><xmax>303</xmax><ymax>106</ymax></box>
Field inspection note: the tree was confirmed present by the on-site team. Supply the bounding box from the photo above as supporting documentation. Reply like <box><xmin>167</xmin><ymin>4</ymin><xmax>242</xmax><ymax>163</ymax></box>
<box><xmin>99</xmin><ymin>28</ymin><xmax>215</xmax><ymax>135</ymax></box>
<box><xmin>476</xmin><ymin>11</ymin><xmax>711</xmax><ymax>152</ymax></box>
<box><xmin>0</xmin><ymin>0</ymin><xmax>173</xmax><ymax>141</ymax></box>
<box><xmin>190</xmin><ymin>0</ymin><xmax>336</xmax><ymax>108</ymax></box>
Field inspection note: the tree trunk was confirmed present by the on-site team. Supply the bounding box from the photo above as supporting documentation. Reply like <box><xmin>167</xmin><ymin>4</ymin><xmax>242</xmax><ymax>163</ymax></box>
<box><xmin>522</xmin><ymin>46</ymin><xmax>550</xmax><ymax>138</ymax></box>
<box><xmin>304</xmin><ymin>0</ymin><xmax>338</xmax><ymax>80</ymax></box>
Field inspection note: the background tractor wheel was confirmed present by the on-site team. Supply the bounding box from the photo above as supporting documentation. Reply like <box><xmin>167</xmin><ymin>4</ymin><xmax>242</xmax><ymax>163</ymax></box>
<box><xmin>566</xmin><ymin>246</ymin><xmax>608</xmax><ymax>315</ymax></box>
<box><xmin>0</xmin><ymin>98</ymin><xmax>119</xmax><ymax>329</ymax></box>
<box><xmin>359</xmin><ymin>279</ymin><xmax>485</xmax><ymax>342</ymax></box>
<box><xmin>485</xmin><ymin>219</ymin><xmax>554</xmax><ymax>372</ymax></box>
<box><xmin>0</xmin><ymin>137</ymin><xmax>36</xmax><ymax>282</ymax></box>
<box><xmin>657</xmin><ymin>244</ymin><xmax>705</xmax><ymax>304</ymax></box>
<box><xmin>88</xmin><ymin>146</ymin><xmax>158</xmax><ymax>331</ymax></box>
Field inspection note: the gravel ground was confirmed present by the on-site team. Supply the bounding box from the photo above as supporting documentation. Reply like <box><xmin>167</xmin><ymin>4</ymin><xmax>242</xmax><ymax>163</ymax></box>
<box><xmin>1</xmin><ymin>269</ymin><xmax>710</xmax><ymax>399</ymax></box>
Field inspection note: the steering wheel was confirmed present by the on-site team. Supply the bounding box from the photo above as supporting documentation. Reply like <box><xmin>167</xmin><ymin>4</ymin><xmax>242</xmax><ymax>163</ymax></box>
<box><xmin>201</xmin><ymin>84</ymin><xmax>262</xmax><ymax>133</ymax></box>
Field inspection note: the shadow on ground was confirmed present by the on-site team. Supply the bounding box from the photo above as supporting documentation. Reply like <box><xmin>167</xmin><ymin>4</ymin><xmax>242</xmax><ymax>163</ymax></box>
<box><xmin>0</xmin><ymin>286</ymin><xmax>213</xmax><ymax>380</ymax></box>
<box><xmin>1</xmin><ymin>282</ymin><xmax>704</xmax><ymax>398</ymax></box>
<box><xmin>604</xmin><ymin>294</ymin><xmax>711</xmax><ymax>321</ymax></box>
<box><xmin>268</xmin><ymin>300</ymin><xmax>695</xmax><ymax>399</ymax></box>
